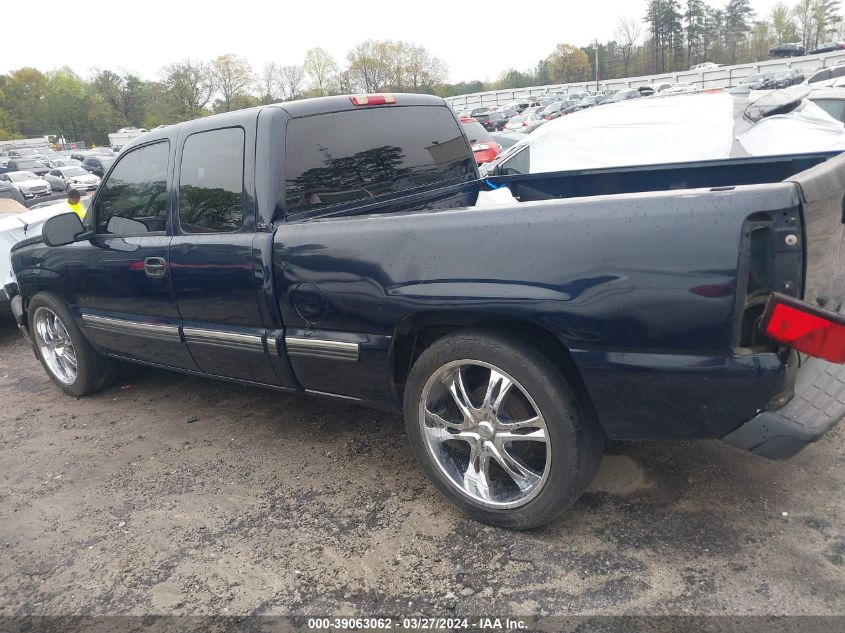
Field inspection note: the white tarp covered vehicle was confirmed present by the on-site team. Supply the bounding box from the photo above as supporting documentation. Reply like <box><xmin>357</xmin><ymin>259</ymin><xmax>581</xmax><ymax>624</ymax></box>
<box><xmin>480</xmin><ymin>89</ymin><xmax>845</xmax><ymax>179</ymax></box>
<box><xmin>0</xmin><ymin>200</ymin><xmax>88</xmax><ymax>297</ymax></box>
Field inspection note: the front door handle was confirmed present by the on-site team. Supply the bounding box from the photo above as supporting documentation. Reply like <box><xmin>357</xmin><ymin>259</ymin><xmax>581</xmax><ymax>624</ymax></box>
<box><xmin>143</xmin><ymin>257</ymin><xmax>168</xmax><ymax>278</ymax></box>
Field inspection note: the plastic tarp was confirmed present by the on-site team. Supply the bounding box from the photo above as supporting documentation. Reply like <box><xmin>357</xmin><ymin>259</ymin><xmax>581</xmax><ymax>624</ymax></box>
<box><xmin>491</xmin><ymin>91</ymin><xmax>845</xmax><ymax>176</ymax></box>
<box><xmin>519</xmin><ymin>92</ymin><xmax>737</xmax><ymax>172</ymax></box>
<box><xmin>0</xmin><ymin>201</ymin><xmax>72</xmax><ymax>283</ymax></box>
<box><xmin>737</xmin><ymin>100</ymin><xmax>845</xmax><ymax>155</ymax></box>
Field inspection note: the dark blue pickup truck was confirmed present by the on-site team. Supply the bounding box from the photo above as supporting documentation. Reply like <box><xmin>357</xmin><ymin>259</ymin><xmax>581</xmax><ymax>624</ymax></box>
<box><xmin>6</xmin><ymin>94</ymin><xmax>845</xmax><ymax>528</ymax></box>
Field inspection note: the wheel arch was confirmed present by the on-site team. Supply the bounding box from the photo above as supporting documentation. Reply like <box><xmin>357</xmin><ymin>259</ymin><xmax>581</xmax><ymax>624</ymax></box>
<box><xmin>390</xmin><ymin>310</ymin><xmax>604</xmax><ymax>434</ymax></box>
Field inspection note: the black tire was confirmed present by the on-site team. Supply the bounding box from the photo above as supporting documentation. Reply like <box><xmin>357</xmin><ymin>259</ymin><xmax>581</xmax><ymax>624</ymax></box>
<box><xmin>403</xmin><ymin>330</ymin><xmax>603</xmax><ymax>529</ymax></box>
<box><xmin>27</xmin><ymin>291</ymin><xmax>118</xmax><ymax>397</ymax></box>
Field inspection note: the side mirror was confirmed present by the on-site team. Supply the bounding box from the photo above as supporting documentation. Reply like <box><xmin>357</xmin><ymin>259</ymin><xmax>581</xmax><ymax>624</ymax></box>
<box><xmin>43</xmin><ymin>212</ymin><xmax>84</xmax><ymax>247</ymax></box>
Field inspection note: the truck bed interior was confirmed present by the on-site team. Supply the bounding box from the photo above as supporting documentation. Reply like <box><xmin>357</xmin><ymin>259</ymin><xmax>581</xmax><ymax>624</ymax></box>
<box><xmin>488</xmin><ymin>152</ymin><xmax>840</xmax><ymax>202</ymax></box>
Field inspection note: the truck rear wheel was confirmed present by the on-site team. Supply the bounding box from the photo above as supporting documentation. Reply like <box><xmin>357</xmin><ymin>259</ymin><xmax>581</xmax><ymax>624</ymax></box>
<box><xmin>28</xmin><ymin>292</ymin><xmax>118</xmax><ymax>397</ymax></box>
<box><xmin>403</xmin><ymin>330</ymin><xmax>602</xmax><ymax>529</ymax></box>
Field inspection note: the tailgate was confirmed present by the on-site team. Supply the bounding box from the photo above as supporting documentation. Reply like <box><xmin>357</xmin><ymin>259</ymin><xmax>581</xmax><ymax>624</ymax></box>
<box><xmin>787</xmin><ymin>151</ymin><xmax>845</xmax><ymax>312</ymax></box>
<box><xmin>724</xmin><ymin>152</ymin><xmax>845</xmax><ymax>457</ymax></box>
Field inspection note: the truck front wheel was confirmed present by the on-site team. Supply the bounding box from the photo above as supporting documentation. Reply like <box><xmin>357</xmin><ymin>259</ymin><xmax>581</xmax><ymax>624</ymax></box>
<box><xmin>403</xmin><ymin>330</ymin><xmax>602</xmax><ymax>529</ymax></box>
<box><xmin>28</xmin><ymin>292</ymin><xmax>118</xmax><ymax>397</ymax></box>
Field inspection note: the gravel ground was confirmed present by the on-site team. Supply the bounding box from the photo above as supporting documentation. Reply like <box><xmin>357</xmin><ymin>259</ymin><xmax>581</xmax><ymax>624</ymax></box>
<box><xmin>0</xmin><ymin>317</ymin><xmax>843</xmax><ymax>618</ymax></box>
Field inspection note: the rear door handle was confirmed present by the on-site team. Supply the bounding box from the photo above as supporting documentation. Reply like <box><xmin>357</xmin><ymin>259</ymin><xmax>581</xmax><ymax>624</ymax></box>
<box><xmin>143</xmin><ymin>257</ymin><xmax>168</xmax><ymax>278</ymax></box>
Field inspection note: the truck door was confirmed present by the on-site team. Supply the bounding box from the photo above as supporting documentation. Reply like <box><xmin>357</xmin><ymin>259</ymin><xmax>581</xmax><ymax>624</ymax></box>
<box><xmin>168</xmin><ymin>123</ymin><xmax>290</xmax><ymax>387</ymax></box>
<box><xmin>73</xmin><ymin>140</ymin><xmax>197</xmax><ymax>369</ymax></box>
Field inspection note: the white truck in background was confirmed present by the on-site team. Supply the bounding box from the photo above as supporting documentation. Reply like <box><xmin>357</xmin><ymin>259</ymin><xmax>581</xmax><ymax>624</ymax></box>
<box><xmin>107</xmin><ymin>127</ymin><xmax>148</xmax><ymax>152</ymax></box>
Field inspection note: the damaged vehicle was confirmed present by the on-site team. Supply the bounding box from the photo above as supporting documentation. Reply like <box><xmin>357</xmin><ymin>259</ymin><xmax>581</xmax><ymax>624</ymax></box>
<box><xmin>6</xmin><ymin>93</ymin><xmax>845</xmax><ymax>529</ymax></box>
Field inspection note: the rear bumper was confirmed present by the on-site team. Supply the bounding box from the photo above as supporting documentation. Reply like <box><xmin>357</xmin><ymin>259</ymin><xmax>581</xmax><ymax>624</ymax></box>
<box><xmin>723</xmin><ymin>355</ymin><xmax>845</xmax><ymax>458</ymax></box>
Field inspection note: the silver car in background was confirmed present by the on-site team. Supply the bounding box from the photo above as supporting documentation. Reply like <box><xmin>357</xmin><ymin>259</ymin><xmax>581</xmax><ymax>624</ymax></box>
<box><xmin>0</xmin><ymin>171</ymin><xmax>52</xmax><ymax>199</ymax></box>
<box><xmin>43</xmin><ymin>166</ymin><xmax>100</xmax><ymax>193</ymax></box>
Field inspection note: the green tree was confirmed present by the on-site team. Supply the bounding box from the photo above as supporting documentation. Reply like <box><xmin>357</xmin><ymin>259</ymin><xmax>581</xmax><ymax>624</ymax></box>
<box><xmin>211</xmin><ymin>54</ymin><xmax>254</xmax><ymax>113</ymax></box>
<box><xmin>161</xmin><ymin>59</ymin><xmax>214</xmax><ymax>119</ymax></box>
<box><xmin>684</xmin><ymin>0</ymin><xmax>708</xmax><ymax>65</ymax></box>
<box><xmin>546</xmin><ymin>44</ymin><xmax>591</xmax><ymax>83</ymax></box>
<box><xmin>304</xmin><ymin>47</ymin><xmax>338</xmax><ymax>96</ymax></box>
<box><xmin>44</xmin><ymin>68</ymin><xmax>88</xmax><ymax>142</ymax></box>
<box><xmin>3</xmin><ymin>67</ymin><xmax>48</xmax><ymax>136</ymax></box>
<box><xmin>91</xmin><ymin>69</ymin><xmax>147</xmax><ymax>127</ymax></box>
<box><xmin>771</xmin><ymin>2</ymin><xmax>798</xmax><ymax>43</ymax></box>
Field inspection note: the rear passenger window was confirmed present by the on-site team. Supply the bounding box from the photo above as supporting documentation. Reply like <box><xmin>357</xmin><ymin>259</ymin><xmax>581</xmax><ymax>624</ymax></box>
<box><xmin>179</xmin><ymin>127</ymin><xmax>245</xmax><ymax>233</ymax></box>
<box><xmin>283</xmin><ymin>106</ymin><xmax>474</xmax><ymax>214</ymax></box>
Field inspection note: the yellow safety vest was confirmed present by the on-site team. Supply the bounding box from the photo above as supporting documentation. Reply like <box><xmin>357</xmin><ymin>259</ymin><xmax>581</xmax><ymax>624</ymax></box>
<box><xmin>68</xmin><ymin>201</ymin><xmax>85</xmax><ymax>219</ymax></box>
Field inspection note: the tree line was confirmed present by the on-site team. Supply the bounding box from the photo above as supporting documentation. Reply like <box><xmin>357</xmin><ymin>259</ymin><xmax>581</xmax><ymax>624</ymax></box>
<box><xmin>0</xmin><ymin>42</ymin><xmax>449</xmax><ymax>145</ymax></box>
<box><xmin>487</xmin><ymin>0</ymin><xmax>842</xmax><ymax>91</ymax></box>
<box><xmin>1</xmin><ymin>0</ymin><xmax>842</xmax><ymax>145</ymax></box>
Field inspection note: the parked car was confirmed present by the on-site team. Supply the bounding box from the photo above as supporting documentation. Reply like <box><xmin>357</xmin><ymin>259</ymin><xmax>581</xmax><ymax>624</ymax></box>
<box><xmin>0</xmin><ymin>170</ymin><xmax>52</xmax><ymax>199</ymax></box>
<box><xmin>489</xmin><ymin>131</ymin><xmax>525</xmax><ymax>150</ymax></box>
<box><xmin>10</xmin><ymin>93</ymin><xmax>845</xmax><ymax>531</ymax></box>
<box><xmin>540</xmin><ymin>101</ymin><xmax>572</xmax><ymax>120</ymax></box>
<box><xmin>769</xmin><ymin>42</ymin><xmax>805</xmax><ymax>58</ymax></box>
<box><xmin>566</xmin><ymin>94</ymin><xmax>604</xmax><ymax>113</ymax></box>
<box><xmin>650</xmin><ymin>81</ymin><xmax>674</xmax><ymax>93</ymax></box>
<box><xmin>808</xmin><ymin>42</ymin><xmax>845</xmax><ymax>55</ymax></box>
<box><xmin>44</xmin><ymin>166</ymin><xmax>101</xmax><ymax>193</ymax></box>
<box><xmin>81</xmin><ymin>156</ymin><xmax>115</xmax><ymax>178</ymax></box>
<box><xmin>736</xmin><ymin>72</ymin><xmax>777</xmax><ymax>90</ymax></box>
<box><xmin>504</xmin><ymin>111</ymin><xmax>546</xmax><ymax>133</ymax></box>
<box><xmin>459</xmin><ymin>117</ymin><xmax>502</xmax><ymax>165</ymax></box>
<box><xmin>7</xmin><ymin>158</ymin><xmax>49</xmax><ymax>176</ymax></box>
<box><xmin>772</xmin><ymin>68</ymin><xmax>805</xmax><ymax>88</ymax></box>
<box><xmin>475</xmin><ymin>109</ymin><xmax>517</xmax><ymax>132</ymax></box>
<box><xmin>805</xmin><ymin>64</ymin><xmax>845</xmax><ymax>87</ymax></box>
<box><xmin>690</xmin><ymin>62</ymin><xmax>720</xmax><ymax>70</ymax></box>
<box><xmin>661</xmin><ymin>82</ymin><xmax>698</xmax><ymax>94</ymax></box>
<box><xmin>0</xmin><ymin>181</ymin><xmax>26</xmax><ymax>206</ymax></box>
<box><xmin>89</xmin><ymin>147</ymin><xmax>115</xmax><ymax>157</ymax></box>
<box><xmin>605</xmin><ymin>88</ymin><xmax>642</xmax><ymax>103</ymax></box>
<box><xmin>48</xmin><ymin>158</ymin><xmax>83</xmax><ymax>168</ymax></box>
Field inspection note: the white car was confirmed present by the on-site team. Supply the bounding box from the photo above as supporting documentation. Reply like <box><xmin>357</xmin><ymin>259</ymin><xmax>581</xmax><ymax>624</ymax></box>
<box><xmin>0</xmin><ymin>171</ymin><xmax>52</xmax><ymax>199</ymax></box>
<box><xmin>690</xmin><ymin>62</ymin><xmax>720</xmax><ymax>71</ymax></box>
<box><xmin>661</xmin><ymin>82</ymin><xmax>699</xmax><ymax>94</ymax></box>
<box><xmin>43</xmin><ymin>166</ymin><xmax>100</xmax><ymax>193</ymax></box>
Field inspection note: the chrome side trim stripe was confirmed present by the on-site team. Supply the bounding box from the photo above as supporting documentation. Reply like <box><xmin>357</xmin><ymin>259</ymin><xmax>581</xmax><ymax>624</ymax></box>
<box><xmin>284</xmin><ymin>336</ymin><xmax>359</xmax><ymax>362</ymax></box>
<box><xmin>183</xmin><ymin>327</ymin><xmax>265</xmax><ymax>352</ymax></box>
<box><xmin>305</xmin><ymin>388</ymin><xmax>362</xmax><ymax>402</ymax></box>
<box><xmin>81</xmin><ymin>313</ymin><xmax>181</xmax><ymax>343</ymax></box>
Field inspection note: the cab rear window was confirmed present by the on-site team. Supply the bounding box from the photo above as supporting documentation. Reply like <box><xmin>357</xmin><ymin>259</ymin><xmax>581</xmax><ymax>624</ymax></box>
<box><xmin>283</xmin><ymin>106</ymin><xmax>474</xmax><ymax>215</ymax></box>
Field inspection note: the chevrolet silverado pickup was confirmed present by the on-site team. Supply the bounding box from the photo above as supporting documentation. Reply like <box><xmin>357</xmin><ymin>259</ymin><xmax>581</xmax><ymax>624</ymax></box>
<box><xmin>6</xmin><ymin>93</ymin><xmax>845</xmax><ymax>529</ymax></box>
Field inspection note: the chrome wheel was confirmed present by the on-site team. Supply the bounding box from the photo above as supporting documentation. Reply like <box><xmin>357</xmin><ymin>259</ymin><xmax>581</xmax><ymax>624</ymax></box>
<box><xmin>33</xmin><ymin>307</ymin><xmax>77</xmax><ymax>385</ymax></box>
<box><xmin>419</xmin><ymin>360</ymin><xmax>551</xmax><ymax>509</ymax></box>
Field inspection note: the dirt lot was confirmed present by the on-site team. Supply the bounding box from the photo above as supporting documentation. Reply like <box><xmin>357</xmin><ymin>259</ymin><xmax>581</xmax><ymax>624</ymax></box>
<box><xmin>0</xmin><ymin>316</ymin><xmax>843</xmax><ymax>618</ymax></box>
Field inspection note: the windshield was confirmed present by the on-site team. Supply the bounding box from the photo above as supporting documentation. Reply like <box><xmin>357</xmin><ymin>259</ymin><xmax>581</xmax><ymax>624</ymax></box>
<box><xmin>9</xmin><ymin>172</ymin><xmax>38</xmax><ymax>181</ymax></box>
<box><xmin>461</xmin><ymin>120</ymin><xmax>493</xmax><ymax>143</ymax></box>
<box><xmin>62</xmin><ymin>167</ymin><xmax>88</xmax><ymax>177</ymax></box>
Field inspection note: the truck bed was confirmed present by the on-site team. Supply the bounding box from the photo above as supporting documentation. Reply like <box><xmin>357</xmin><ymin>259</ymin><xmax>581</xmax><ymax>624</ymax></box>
<box><xmin>485</xmin><ymin>152</ymin><xmax>839</xmax><ymax>202</ymax></box>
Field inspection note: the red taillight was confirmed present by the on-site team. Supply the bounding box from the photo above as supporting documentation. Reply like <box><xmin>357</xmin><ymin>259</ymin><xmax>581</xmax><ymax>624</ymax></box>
<box><xmin>349</xmin><ymin>94</ymin><xmax>397</xmax><ymax>106</ymax></box>
<box><xmin>522</xmin><ymin>122</ymin><xmax>527</xmax><ymax>127</ymax></box>
<box><xmin>762</xmin><ymin>293</ymin><xmax>845</xmax><ymax>363</ymax></box>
